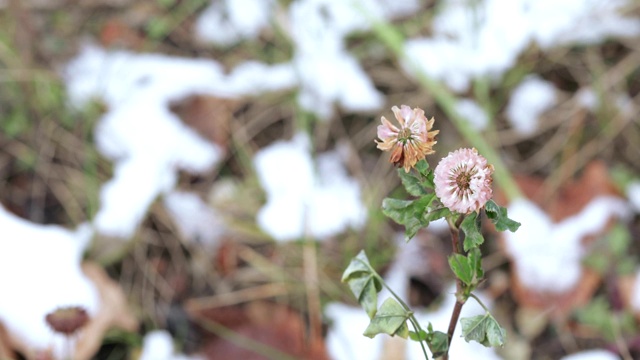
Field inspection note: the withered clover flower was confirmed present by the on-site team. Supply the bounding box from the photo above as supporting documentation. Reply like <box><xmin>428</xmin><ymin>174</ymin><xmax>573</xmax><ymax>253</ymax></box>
<box><xmin>376</xmin><ymin>105</ymin><xmax>439</xmax><ymax>172</ymax></box>
<box><xmin>434</xmin><ymin>148</ymin><xmax>494</xmax><ymax>214</ymax></box>
<box><xmin>45</xmin><ymin>306</ymin><xmax>89</xmax><ymax>336</ymax></box>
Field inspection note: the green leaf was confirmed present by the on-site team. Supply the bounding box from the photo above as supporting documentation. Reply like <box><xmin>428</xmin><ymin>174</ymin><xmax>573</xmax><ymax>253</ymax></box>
<box><xmin>382</xmin><ymin>194</ymin><xmax>435</xmax><ymax>241</ymax></box>
<box><xmin>448</xmin><ymin>248</ymin><xmax>484</xmax><ymax>287</ymax></box>
<box><xmin>424</xmin><ymin>207</ymin><xmax>451</xmax><ymax>223</ymax></box>
<box><xmin>395</xmin><ymin>320</ymin><xmax>410</xmax><ymax>339</ymax></box>
<box><xmin>461</xmin><ymin>212</ymin><xmax>484</xmax><ymax>251</ymax></box>
<box><xmin>427</xmin><ymin>330</ymin><xmax>449</xmax><ymax>358</ymax></box>
<box><xmin>608</xmin><ymin>223</ymin><xmax>630</xmax><ymax>257</ymax></box>
<box><xmin>398</xmin><ymin>169</ymin><xmax>429</xmax><ymax>196</ymax></box>
<box><xmin>448</xmin><ymin>253</ymin><xmax>473</xmax><ymax>286</ymax></box>
<box><xmin>484</xmin><ymin>200</ymin><xmax>520</xmax><ymax>232</ymax></box>
<box><xmin>382</xmin><ymin>198</ymin><xmax>414</xmax><ymax>225</ymax></box>
<box><xmin>342</xmin><ymin>251</ymin><xmax>382</xmax><ymax>318</ymax></box>
<box><xmin>415</xmin><ymin>159</ymin><xmax>430</xmax><ymax>176</ymax></box>
<box><xmin>460</xmin><ymin>313</ymin><xmax>506</xmax><ymax>348</ymax></box>
<box><xmin>425</xmin><ymin>170</ymin><xmax>435</xmax><ymax>189</ymax></box>
<box><xmin>341</xmin><ymin>250</ymin><xmax>371</xmax><ymax>281</ymax></box>
<box><xmin>363</xmin><ymin>298</ymin><xmax>411</xmax><ymax>339</ymax></box>
<box><xmin>409</xmin><ymin>329</ymin><xmax>428</xmax><ymax>341</ymax></box>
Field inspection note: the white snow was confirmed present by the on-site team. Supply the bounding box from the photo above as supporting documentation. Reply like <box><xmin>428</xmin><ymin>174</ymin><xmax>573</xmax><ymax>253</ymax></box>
<box><xmin>505</xmin><ymin>76</ymin><xmax>557</xmax><ymax>136</ymax></box>
<box><xmin>193</xmin><ymin>0</ymin><xmax>424</xmax><ymax>120</ymax></box>
<box><xmin>139</xmin><ymin>330</ymin><xmax>203</xmax><ymax>360</ymax></box>
<box><xmin>194</xmin><ymin>0</ymin><xmax>275</xmax><ymax>46</ymax></box>
<box><xmin>0</xmin><ymin>205</ymin><xmax>99</xmax><ymax>358</ymax></box>
<box><xmin>627</xmin><ymin>182</ymin><xmax>640</xmax><ymax>213</ymax></box>
<box><xmin>576</xmin><ymin>87</ymin><xmax>598</xmax><ymax>110</ymax></box>
<box><xmin>503</xmin><ymin>197</ymin><xmax>630</xmax><ymax>293</ymax></box>
<box><xmin>455</xmin><ymin>98</ymin><xmax>489</xmax><ymax>131</ymax></box>
<box><xmin>163</xmin><ymin>191</ymin><xmax>224</xmax><ymax>247</ymax></box>
<box><xmin>403</xmin><ymin>0</ymin><xmax>640</xmax><ymax>92</ymax></box>
<box><xmin>629</xmin><ymin>269</ymin><xmax>640</xmax><ymax>313</ymax></box>
<box><xmin>64</xmin><ymin>44</ymin><xmax>296</xmax><ymax>238</ymax></box>
<box><xmin>560</xmin><ymin>349</ymin><xmax>619</xmax><ymax>360</ymax></box>
<box><xmin>289</xmin><ymin>0</ymin><xmax>385</xmax><ymax>119</ymax></box>
<box><xmin>253</xmin><ymin>133</ymin><xmax>366</xmax><ymax>241</ymax></box>
<box><xmin>324</xmin><ymin>302</ymin><xmax>386</xmax><ymax>360</ymax></box>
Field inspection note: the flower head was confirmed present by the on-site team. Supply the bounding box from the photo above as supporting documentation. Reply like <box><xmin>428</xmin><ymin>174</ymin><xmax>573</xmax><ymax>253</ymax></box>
<box><xmin>45</xmin><ymin>306</ymin><xmax>89</xmax><ymax>335</ymax></box>
<box><xmin>376</xmin><ymin>105</ymin><xmax>439</xmax><ymax>172</ymax></box>
<box><xmin>434</xmin><ymin>148</ymin><xmax>494</xmax><ymax>214</ymax></box>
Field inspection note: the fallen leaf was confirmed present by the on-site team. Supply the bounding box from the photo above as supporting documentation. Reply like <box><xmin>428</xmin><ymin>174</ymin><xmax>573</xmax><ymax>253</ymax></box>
<box><xmin>170</xmin><ymin>95</ymin><xmax>240</xmax><ymax>151</ymax></box>
<box><xmin>74</xmin><ymin>262</ymin><xmax>138</xmax><ymax>360</ymax></box>
<box><xmin>190</xmin><ymin>301</ymin><xmax>328</xmax><ymax>360</ymax></box>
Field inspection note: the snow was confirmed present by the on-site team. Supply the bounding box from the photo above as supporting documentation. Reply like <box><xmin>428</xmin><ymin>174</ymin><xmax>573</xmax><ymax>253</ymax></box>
<box><xmin>163</xmin><ymin>191</ymin><xmax>224</xmax><ymax>247</ymax></box>
<box><xmin>560</xmin><ymin>349</ymin><xmax>619</xmax><ymax>360</ymax></box>
<box><xmin>193</xmin><ymin>0</ymin><xmax>424</xmax><ymax>119</ymax></box>
<box><xmin>455</xmin><ymin>98</ymin><xmax>489</xmax><ymax>131</ymax></box>
<box><xmin>324</xmin><ymin>302</ymin><xmax>386</xmax><ymax>360</ymax></box>
<box><xmin>576</xmin><ymin>87</ymin><xmax>598</xmax><ymax>110</ymax></box>
<box><xmin>139</xmin><ymin>330</ymin><xmax>203</xmax><ymax>360</ymax></box>
<box><xmin>505</xmin><ymin>76</ymin><xmax>557</xmax><ymax>136</ymax></box>
<box><xmin>64</xmin><ymin>44</ymin><xmax>296</xmax><ymax>239</ymax></box>
<box><xmin>403</xmin><ymin>0</ymin><xmax>640</xmax><ymax>92</ymax></box>
<box><xmin>0</xmin><ymin>205</ymin><xmax>99</xmax><ymax>358</ymax></box>
<box><xmin>254</xmin><ymin>133</ymin><xmax>366</xmax><ymax>241</ymax></box>
<box><xmin>503</xmin><ymin>197</ymin><xmax>630</xmax><ymax>293</ymax></box>
<box><xmin>289</xmin><ymin>0</ymin><xmax>385</xmax><ymax>119</ymax></box>
<box><xmin>628</xmin><ymin>182</ymin><xmax>640</xmax><ymax>213</ymax></box>
<box><xmin>629</xmin><ymin>269</ymin><xmax>640</xmax><ymax>313</ymax></box>
<box><xmin>194</xmin><ymin>0</ymin><xmax>275</xmax><ymax>46</ymax></box>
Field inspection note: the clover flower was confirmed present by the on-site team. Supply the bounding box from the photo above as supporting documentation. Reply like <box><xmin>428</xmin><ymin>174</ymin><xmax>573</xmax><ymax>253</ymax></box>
<box><xmin>434</xmin><ymin>148</ymin><xmax>494</xmax><ymax>214</ymax></box>
<box><xmin>376</xmin><ymin>105</ymin><xmax>439</xmax><ymax>172</ymax></box>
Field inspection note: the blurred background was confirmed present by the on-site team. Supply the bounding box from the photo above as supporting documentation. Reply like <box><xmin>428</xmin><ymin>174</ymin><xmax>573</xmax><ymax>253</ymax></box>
<box><xmin>0</xmin><ymin>0</ymin><xmax>639</xmax><ymax>359</ymax></box>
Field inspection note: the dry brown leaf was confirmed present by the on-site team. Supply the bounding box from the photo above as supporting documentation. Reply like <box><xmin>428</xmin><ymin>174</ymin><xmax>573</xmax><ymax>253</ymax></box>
<box><xmin>99</xmin><ymin>18</ymin><xmax>145</xmax><ymax>49</ymax></box>
<box><xmin>73</xmin><ymin>262</ymin><xmax>138</xmax><ymax>360</ymax></box>
<box><xmin>191</xmin><ymin>301</ymin><xmax>328</xmax><ymax>360</ymax></box>
<box><xmin>170</xmin><ymin>95</ymin><xmax>240</xmax><ymax>151</ymax></box>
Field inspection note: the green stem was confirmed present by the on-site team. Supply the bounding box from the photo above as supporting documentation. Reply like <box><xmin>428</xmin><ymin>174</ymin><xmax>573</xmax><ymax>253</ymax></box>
<box><xmin>408</xmin><ymin>317</ymin><xmax>431</xmax><ymax>360</ymax></box>
<box><xmin>469</xmin><ymin>293</ymin><xmax>490</xmax><ymax>312</ymax></box>
<box><xmin>368</xmin><ymin>16</ymin><xmax>523</xmax><ymax>202</ymax></box>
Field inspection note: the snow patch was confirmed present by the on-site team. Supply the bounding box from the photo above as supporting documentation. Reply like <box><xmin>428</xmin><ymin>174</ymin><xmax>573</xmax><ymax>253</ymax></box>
<box><xmin>194</xmin><ymin>0</ymin><xmax>275</xmax><ymax>46</ymax></box>
<box><xmin>64</xmin><ymin>44</ymin><xmax>296</xmax><ymax>239</ymax></box>
<box><xmin>455</xmin><ymin>98</ymin><xmax>489</xmax><ymax>131</ymax></box>
<box><xmin>627</xmin><ymin>182</ymin><xmax>640</xmax><ymax>213</ymax></box>
<box><xmin>254</xmin><ymin>133</ymin><xmax>366</xmax><ymax>241</ymax></box>
<box><xmin>139</xmin><ymin>330</ymin><xmax>203</xmax><ymax>360</ymax></box>
<box><xmin>0</xmin><ymin>205</ymin><xmax>98</xmax><ymax>358</ymax></box>
<box><xmin>403</xmin><ymin>0</ymin><xmax>640</xmax><ymax>92</ymax></box>
<box><xmin>560</xmin><ymin>349</ymin><xmax>619</xmax><ymax>360</ymax></box>
<box><xmin>503</xmin><ymin>197</ymin><xmax>630</xmax><ymax>293</ymax></box>
<box><xmin>163</xmin><ymin>191</ymin><xmax>224</xmax><ymax>247</ymax></box>
<box><xmin>506</xmin><ymin>76</ymin><xmax>556</xmax><ymax>136</ymax></box>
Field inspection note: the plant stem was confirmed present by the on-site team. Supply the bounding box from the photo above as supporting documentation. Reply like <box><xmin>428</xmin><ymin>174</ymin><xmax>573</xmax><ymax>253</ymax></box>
<box><xmin>469</xmin><ymin>293</ymin><xmax>490</xmax><ymax>312</ymax></box>
<box><xmin>443</xmin><ymin>216</ymin><xmax>466</xmax><ymax>360</ymax></box>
